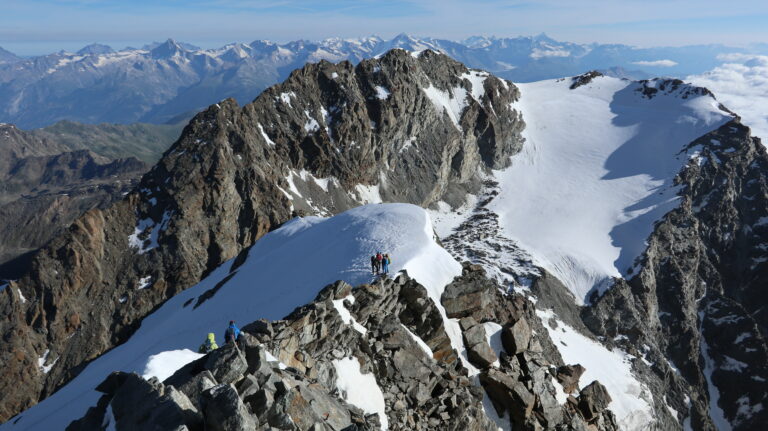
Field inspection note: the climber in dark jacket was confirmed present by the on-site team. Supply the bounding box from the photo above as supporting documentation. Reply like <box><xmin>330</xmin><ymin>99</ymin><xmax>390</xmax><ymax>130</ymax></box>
<box><xmin>224</xmin><ymin>320</ymin><xmax>241</xmax><ymax>344</ymax></box>
<box><xmin>371</xmin><ymin>255</ymin><xmax>379</xmax><ymax>275</ymax></box>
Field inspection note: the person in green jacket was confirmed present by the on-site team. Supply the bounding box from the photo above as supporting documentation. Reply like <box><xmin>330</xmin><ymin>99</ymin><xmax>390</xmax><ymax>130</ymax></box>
<box><xmin>198</xmin><ymin>333</ymin><xmax>218</xmax><ymax>353</ymax></box>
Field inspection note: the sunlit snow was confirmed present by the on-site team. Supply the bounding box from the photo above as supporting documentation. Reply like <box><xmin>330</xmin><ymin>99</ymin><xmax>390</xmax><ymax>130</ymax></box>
<box><xmin>1</xmin><ymin>204</ymin><xmax>462</xmax><ymax>430</ymax></box>
<box><xmin>492</xmin><ymin>76</ymin><xmax>731</xmax><ymax>302</ymax></box>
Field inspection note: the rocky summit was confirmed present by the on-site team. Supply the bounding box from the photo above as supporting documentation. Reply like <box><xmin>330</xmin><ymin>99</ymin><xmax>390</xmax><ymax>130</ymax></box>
<box><xmin>0</xmin><ymin>49</ymin><xmax>522</xmax><ymax>423</ymax></box>
<box><xmin>1</xmin><ymin>49</ymin><xmax>767</xmax><ymax>431</ymax></box>
<box><xmin>68</xmin><ymin>268</ymin><xmax>618</xmax><ymax>431</ymax></box>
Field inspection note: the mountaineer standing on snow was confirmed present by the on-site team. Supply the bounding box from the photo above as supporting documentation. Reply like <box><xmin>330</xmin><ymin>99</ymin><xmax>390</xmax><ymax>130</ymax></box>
<box><xmin>382</xmin><ymin>253</ymin><xmax>391</xmax><ymax>274</ymax></box>
<box><xmin>198</xmin><ymin>333</ymin><xmax>218</xmax><ymax>353</ymax></box>
<box><xmin>224</xmin><ymin>320</ymin><xmax>241</xmax><ymax>345</ymax></box>
<box><xmin>375</xmin><ymin>251</ymin><xmax>383</xmax><ymax>274</ymax></box>
<box><xmin>371</xmin><ymin>254</ymin><xmax>379</xmax><ymax>275</ymax></box>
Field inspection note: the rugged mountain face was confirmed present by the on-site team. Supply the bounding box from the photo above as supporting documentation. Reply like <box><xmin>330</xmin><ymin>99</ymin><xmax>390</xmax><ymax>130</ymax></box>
<box><xmin>67</xmin><ymin>268</ymin><xmax>619</xmax><ymax>431</ymax></box>
<box><xmin>3</xmin><ymin>53</ymin><xmax>767</xmax><ymax>431</ymax></box>
<box><xmin>583</xmin><ymin>119</ymin><xmax>768</xmax><ymax>430</ymax></box>
<box><xmin>1</xmin><ymin>33</ymin><xmax>763</xmax><ymax>128</ymax></box>
<box><xmin>0</xmin><ymin>47</ymin><xmax>19</xmax><ymax>65</ymax></box>
<box><xmin>0</xmin><ymin>49</ymin><xmax>523</xmax><ymax>423</ymax></box>
<box><xmin>434</xmin><ymin>73</ymin><xmax>768</xmax><ymax>430</ymax></box>
<box><xmin>0</xmin><ymin>124</ymin><xmax>147</xmax><ymax>279</ymax></box>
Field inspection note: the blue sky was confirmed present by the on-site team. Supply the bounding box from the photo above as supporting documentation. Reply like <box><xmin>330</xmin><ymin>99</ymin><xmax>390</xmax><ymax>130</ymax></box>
<box><xmin>2</xmin><ymin>0</ymin><xmax>767</xmax><ymax>55</ymax></box>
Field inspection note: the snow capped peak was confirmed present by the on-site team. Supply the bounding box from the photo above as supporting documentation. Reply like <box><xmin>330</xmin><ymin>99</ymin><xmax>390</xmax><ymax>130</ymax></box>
<box><xmin>148</xmin><ymin>38</ymin><xmax>189</xmax><ymax>59</ymax></box>
<box><xmin>462</xmin><ymin>36</ymin><xmax>495</xmax><ymax>49</ymax></box>
<box><xmin>490</xmin><ymin>74</ymin><xmax>732</xmax><ymax>303</ymax></box>
<box><xmin>76</xmin><ymin>43</ymin><xmax>114</xmax><ymax>56</ymax></box>
<box><xmin>532</xmin><ymin>32</ymin><xmax>557</xmax><ymax>44</ymax></box>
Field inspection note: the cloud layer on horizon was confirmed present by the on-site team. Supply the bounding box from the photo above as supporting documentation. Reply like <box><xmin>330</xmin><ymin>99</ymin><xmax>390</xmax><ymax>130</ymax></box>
<box><xmin>632</xmin><ymin>59</ymin><xmax>678</xmax><ymax>67</ymax></box>
<box><xmin>688</xmin><ymin>54</ymin><xmax>768</xmax><ymax>143</ymax></box>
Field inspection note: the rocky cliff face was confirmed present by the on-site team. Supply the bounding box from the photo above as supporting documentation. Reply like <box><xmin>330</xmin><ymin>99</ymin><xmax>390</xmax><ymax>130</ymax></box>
<box><xmin>0</xmin><ymin>49</ymin><xmax>524</xmax><ymax>422</ymax></box>
<box><xmin>436</xmin><ymin>75</ymin><xmax>768</xmax><ymax>430</ymax></box>
<box><xmin>583</xmin><ymin>119</ymin><xmax>768</xmax><ymax>430</ymax></box>
<box><xmin>67</xmin><ymin>267</ymin><xmax>619</xmax><ymax>431</ymax></box>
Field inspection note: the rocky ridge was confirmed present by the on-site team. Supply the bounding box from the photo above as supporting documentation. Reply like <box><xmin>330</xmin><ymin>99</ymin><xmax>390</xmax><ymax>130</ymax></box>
<box><xmin>67</xmin><ymin>267</ymin><xmax>619</xmax><ymax>430</ymax></box>
<box><xmin>0</xmin><ymin>49</ymin><xmax>524</xmax><ymax>422</ymax></box>
<box><xmin>435</xmin><ymin>75</ymin><xmax>768</xmax><ymax>430</ymax></box>
<box><xmin>583</xmin><ymin>119</ymin><xmax>768</xmax><ymax>430</ymax></box>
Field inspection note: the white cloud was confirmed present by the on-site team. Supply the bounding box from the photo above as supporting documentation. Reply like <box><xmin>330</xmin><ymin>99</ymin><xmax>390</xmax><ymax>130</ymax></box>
<box><xmin>631</xmin><ymin>59</ymin><xmax>678</xmax><ymax>67</ymax></box>
<box><xmin>688</xmin><ymin>54</ymin><xmax>768</xmax><ymax>143</ymax></box>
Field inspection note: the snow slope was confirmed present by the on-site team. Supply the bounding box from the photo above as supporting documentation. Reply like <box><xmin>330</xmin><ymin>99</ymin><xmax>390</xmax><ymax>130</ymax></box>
<box><xmin>537</xmin><ymin>310</ymin><xmax>655</xmax><ymax>429</ymax></box>
<box><xmin>2</xmin><ymin>203</ymin><xmax>462</xmax><ymax>431</ymax></box>
<box><xmin>492</xmin><ymin>76</ymin><xmax>731</xmax><ymax>302</ymax></box>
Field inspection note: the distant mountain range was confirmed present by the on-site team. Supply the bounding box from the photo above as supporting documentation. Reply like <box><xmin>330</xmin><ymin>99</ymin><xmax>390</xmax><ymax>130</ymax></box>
<box><xmin>1</xmin><ymin>33</ymin><xmax>766</xmax><ymax>128</ymax></box>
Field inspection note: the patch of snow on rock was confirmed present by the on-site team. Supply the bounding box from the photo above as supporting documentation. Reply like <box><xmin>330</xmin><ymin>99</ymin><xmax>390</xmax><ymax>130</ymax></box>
<box><xmin>332</xmin><ymin>295</ymin><xmax>368</xmax><ymax>335</ymax></box>
<box><xmin>401</xmin><ymin>324</ymin><xmax>432</xmax><ymax>358</ymax></box>
<box><xmin>333</xmin><ymin>357</ymin><xmax>388</xmax><ymax>429</ymax></box>
<box><xmin>257</xmin><ymin>123</ymin><xmax>277</xmax><ymax>146</ymax></box>
<box><xmin>374</xmin><ymin>85</ymin><xmax>390</xmax><ymax>100</ymax></box>
<box><xmin>422</xmin><ymin>83</ymin><xmax>468</xmax><ymax>130</ymax></box>
<box><xmin>537</xmin><ymin>309</ymin><xmax>654</xmax><ymax>430</ymax></box>
<box><xmin>141</xmin><ymin>349</ymin><xmax>204</xmax><ymax>381</ymax></box>
<box><xmin>483</xmin><ymin>322</ymin><xmax>503</xmax><ymax>367</ymax></box>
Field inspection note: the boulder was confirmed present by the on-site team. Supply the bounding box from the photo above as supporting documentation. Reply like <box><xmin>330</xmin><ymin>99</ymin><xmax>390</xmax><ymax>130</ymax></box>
<box><xmin>577</xmin><ymin>380</ymin><xmax>612</xmax><ymax>422</ymax></box>
<box><xmin>108</xmin><ymin>373</ymin><xmax>201</xmax><ymax>431</ymax></box>
<box><xmin>203</xmin><ymin>344</ymin><xmax>248</xmax><ymax>385</ymax></box>
<box><xmin>556</xmin><ymin>364</ymin><xmax>586</xmax><ymax>394</ymax></box>
<box><xmin>246</xmin><ymin>387</ymin><xmax>275</xmax><ymax>423</ymax></box>
<box><xmin>235</xmin><ymin>374</ymin><xmax>260</xmax><ymax>399</ymax></box>
<box><xmin>202</xmin><ymin>384</ymin><xmax>258</xmax><ymax>431</ymax></box>
<box><xmin>441</xmin><ymin>277</ymin><xmax>495</xmax><ymax>320</ymax></box>
<box><xmin>463</xmin><ymin>323</ymin><xmax>497</xmax><ymax>368</ymax></box>
<box><xmin>167</xmin><ymin>370</ymin><xmax>217</xmax><ymax>411</ymax></box>
<box><xmin>501</xmin><ymin>317</ymin><xmax>531</xmax><ymax>355</ymax></box>
<box><xmin>479</xmin><ymin>368</ymin><xmax>516</xmax><ymax>415</ymax></box>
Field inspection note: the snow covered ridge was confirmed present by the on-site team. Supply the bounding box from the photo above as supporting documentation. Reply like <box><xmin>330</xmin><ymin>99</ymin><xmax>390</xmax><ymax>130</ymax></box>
<box><xmin>0</xmin><ymin>204</ymin><xmax>462</xmax><ymax>430</ymax></box>
<box><xmin>490</xmin><ymin>74</ymin><xmax>733</xmax><ymax>303</ymax></box>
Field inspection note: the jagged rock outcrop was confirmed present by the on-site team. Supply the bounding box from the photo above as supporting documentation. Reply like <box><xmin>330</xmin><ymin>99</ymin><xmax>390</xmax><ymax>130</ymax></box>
<box><xmin>583</xmin><ymin>119</ymin><xmax>768</xmax><ymax>430</ymax></box>
<box><xmin>66</xmin><ymin>267</ymin><xmax>619</xmax><ymax>430</ymax></box>
<box><xmin>0</xmin><ymin>49</ymin><xmax>524</xmax><ymax>422</ymax></box>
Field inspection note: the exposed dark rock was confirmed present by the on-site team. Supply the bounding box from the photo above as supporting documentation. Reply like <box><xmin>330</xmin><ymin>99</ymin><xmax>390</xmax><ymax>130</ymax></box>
<box><xmin>65</xmin><ymin>263</ymin><xmax>621</xmax><ymax>431</ymax></box>
<box><xmin>556</xmin><ymin>364</ymin><xmax>586</xmax><ymax>395</ymax></box>
<box><xmin>203</xmin><ymin>383</ymin><xmax>257</xmax><ymax>431</ymax></box>
<box><xmin>583</xmin><ymin>119</ymin><xmax>768</xmax><ymax>430</ymax></box>
<box><xmin>501</xmin><ymin>317</ymin><xmax>531</xmax><ymax>355</ymax></box>
<box><xmin>0</xmin><ymin>49</ymin><xmax>525</xmax><ymax>421</ymax></box>
<box><xmin>0</xmin><ymin>123</ymin><xmax>148</xmax><ymax>280</ymax></box>
<box><xmin>569</xmin><ymin>71</ymin><xmax>603</xmax><ymax>89</ymax></box>
<box><xmin>463</xmin><ymin>323</ymin><xmax>497</xmax><ymax>369</ymax></box>
<box><xmin>577</xmin><ymin>381</ymin><xmax>612</xmax><ymax>422</ymax></box>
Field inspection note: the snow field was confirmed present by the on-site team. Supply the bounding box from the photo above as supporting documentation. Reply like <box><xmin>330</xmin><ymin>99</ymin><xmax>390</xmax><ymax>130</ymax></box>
<box><xmin>1</xmin><ymin>204</ymin><xmax>463</xmax><ymax>431</ymax></box>
<box><xmin>493</xmin><ymin>76</ymin><xmax>731</xmax><ymax>303</ymax></box>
